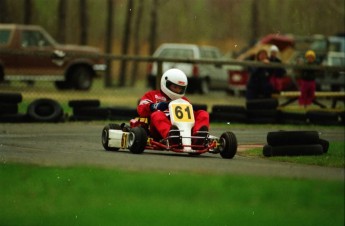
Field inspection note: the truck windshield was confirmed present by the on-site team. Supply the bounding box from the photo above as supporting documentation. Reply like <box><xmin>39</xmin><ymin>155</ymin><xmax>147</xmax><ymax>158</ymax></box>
<box><xmin>0</xmin><ymin>30</ymin><xmax>11</xmax><ymax>45</ymax></box>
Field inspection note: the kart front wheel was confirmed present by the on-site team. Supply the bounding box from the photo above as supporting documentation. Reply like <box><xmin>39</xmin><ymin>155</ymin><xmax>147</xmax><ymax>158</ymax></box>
<box><xmin>219</xmin><ymin>131</ymin><xmax>237</xmax><ymax>159</ymax></box>
<box><xmin>102</xmin><ymin>124</ymin><xmax>121</xmax><ymax>151</ymax></box>
<box><xmin>128</xmin><ymin>127</ymin><xmax>147</xmax><ymax>154</ymax></box>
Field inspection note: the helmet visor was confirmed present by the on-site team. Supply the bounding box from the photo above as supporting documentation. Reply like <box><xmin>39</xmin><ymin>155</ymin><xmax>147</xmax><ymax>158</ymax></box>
<box><xmin>166</xmin><ymin>80</ymin><xmax>186</xmax><ymax>95</ymax></box>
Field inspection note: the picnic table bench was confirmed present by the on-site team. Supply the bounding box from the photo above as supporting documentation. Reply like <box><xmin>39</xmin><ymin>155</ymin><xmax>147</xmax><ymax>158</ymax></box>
<box><xmin>272</xmin><ymin>91</ymin><xmax>345</xmax><ymax>108</ymax></box>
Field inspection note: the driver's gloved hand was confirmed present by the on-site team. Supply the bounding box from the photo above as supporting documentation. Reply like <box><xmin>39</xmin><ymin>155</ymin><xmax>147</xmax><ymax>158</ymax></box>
<box><xmin>150</xmin><ymin>102</ymin><xmax>169</xmax><ymax>112</ymax></box>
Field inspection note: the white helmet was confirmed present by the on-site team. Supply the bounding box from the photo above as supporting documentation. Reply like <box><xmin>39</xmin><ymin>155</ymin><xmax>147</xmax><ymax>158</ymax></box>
<box><xmin>160</xmin><ymin>68</ymin><xmax>188</xmax><ymax>100</ymax></box>
<box><xmin>270</xmin><ymin>45</ymin><xmax>279</xmax><ymax>54</ymax></box>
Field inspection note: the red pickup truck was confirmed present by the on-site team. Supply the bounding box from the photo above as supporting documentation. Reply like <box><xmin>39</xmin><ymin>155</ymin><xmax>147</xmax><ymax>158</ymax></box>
<box><xmin>226</xmin><ymin>34</ymin><xmax>295</xmax><ymax>96</ymax></box>
<box><xmin>0</xmin><ymin>24</ymin><xmax>105</xmax><ymax>90</ymax></box>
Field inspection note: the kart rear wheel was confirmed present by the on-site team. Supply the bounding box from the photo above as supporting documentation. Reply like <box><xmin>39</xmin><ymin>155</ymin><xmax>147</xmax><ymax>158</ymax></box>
<box><xmin>128</xmin><ymin>127</ymin><xmax>147</xmax><ymax>154</ymax></box>
<box><xmin>219</xmin><ymin>131</ymin><xmax>237</xmax><ymax>159</ymax></box>
<box><xmin>102</xmin><ymin>124</ymin><xmax>121</xmax><ymax>151</ymax></box>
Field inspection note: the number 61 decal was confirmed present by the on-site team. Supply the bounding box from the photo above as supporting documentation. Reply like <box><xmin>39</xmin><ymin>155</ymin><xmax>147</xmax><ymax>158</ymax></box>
<box><xmin>171</xmin><ymin>103</ymin><xmax>195</xmax><ymax>123</ymax></box>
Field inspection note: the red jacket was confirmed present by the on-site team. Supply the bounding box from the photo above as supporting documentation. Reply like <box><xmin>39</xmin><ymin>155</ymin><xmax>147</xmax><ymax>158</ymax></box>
<box><xmin>137</xmin><ymin>90</ymin><xmax>190</xmax><ymax>117</ymax></box>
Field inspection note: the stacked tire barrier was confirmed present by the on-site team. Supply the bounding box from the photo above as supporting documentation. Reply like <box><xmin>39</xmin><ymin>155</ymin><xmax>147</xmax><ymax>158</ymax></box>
<box><xmin>0</xmin><ymin>93</ymin><xmax>65</xmax><ymax>123</ymax></box>
<box><xmin>68</xmin><ymin>99</ymin><xmax>140</xmax><ymax>121</ymax></box>
<box><xmin>246</xmin><ymin>99</ymin><xmax>279</xmax><ymax>124</ymax></box>
<box><xmin>69</xmin><ymin>99</ymin><xmax>109</xmax><ymax>121</ymax></box>
<box><xmin>210</xmin><ymin>105</ymin><xmax>247</xmax><ymax>123</ymax></box>
<box><xmin>1</xmin><ymin>92</ymin><xmax>344</xmax><ymax>125</ymax></box>
<box><xmin>209</xmin><ymin>98</ymin><xmax>344</xmax><ymax>126</ymax></box>
<box><xmin>263</xmin><ymin>131</ymin><xmax>329</xmax><ymax>157</ymax></box>
<box><xmin>0</xmin><ymin>93</ymin><xmax>26</xmax><ymax>122</ymax></box>
<box><xmin>108</xmin><ymin>106</ymin><xmax>138</xmax><ymax>121</ymax></box>
<box><xmin>306</xmin><ymin>110</ymin><xmax>340</xmax><ymax>126</ymax></box>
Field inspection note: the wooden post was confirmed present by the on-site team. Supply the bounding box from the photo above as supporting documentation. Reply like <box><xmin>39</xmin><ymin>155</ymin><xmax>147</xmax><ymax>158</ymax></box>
<box><xmin>156</xmin><ymin>60</ymin><xmax>163</xmax><ymax>90</ymax></box>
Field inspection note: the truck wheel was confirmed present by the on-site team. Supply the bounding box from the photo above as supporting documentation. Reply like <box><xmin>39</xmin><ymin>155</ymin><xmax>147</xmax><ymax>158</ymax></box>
<box><xmin>199</xmin><ymin>78</ymin><xmax>210</xmax><ymax>94</ymax></box>
<box><xmin>55</xmin><ymin>81</ymin><xmax>73</xmax><ymax>90</ymax></box>
<box><xmin>71</xmin><ymin>66</ymin><xmax>93</xmax><ymax>90</ymax></box>
<box><xmin>128</xmin><ymin>127</ymin><xmax>147</xmax><ymax>154</ymax></box>
<box><xmin>0</xmin><ymin>67</ymin><xmax>4</xmax><ymax>83</ymax></box>
<box><xmin>102</xmin><ymin>124</ymin><xmax>121</xmax><ymax>151</ymax></box>
<box><xmin>219</xmin><ymin>131</ymin><xmax>237</xmax><ymax>159</ymax></box>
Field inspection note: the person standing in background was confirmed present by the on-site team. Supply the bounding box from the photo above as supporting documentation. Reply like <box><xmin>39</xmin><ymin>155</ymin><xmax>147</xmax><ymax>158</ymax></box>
<box><xmin>298</xmin><ymin>50</ymin><xmax>326</xmax><ymax>108</ymax></box>
<box><xmin>246</xmin><ymin>49</ymin><xmax>274</xmax><ymax>100</ymax></box>
<box><xmin>269</xmin><ymin>45</ymin><xmax>287</xmax><ymax>92</ymax></box>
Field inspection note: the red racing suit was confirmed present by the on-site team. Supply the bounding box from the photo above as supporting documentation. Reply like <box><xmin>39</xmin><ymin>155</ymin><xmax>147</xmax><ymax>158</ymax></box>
<box><xmin>137</xmin><ymin>90</ymin><xmax>209</xmax><ymax>140</ymax></box>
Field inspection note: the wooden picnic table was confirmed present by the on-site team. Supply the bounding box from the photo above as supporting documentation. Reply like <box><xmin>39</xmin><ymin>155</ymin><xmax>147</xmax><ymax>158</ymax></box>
<box><xmin>272</xmin><ymin>91</ymin><xmax>345</xmax><ymax>108</ymax></box>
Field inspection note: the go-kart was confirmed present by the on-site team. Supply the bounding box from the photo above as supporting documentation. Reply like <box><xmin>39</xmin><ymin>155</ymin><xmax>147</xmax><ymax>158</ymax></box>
<box><xmin>101</xmin><ymin>99</ymin><xmax>237</xmax><ymax>159</ymax></box>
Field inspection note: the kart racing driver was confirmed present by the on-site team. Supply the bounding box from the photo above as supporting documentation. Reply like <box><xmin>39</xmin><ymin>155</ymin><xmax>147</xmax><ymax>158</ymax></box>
<box><xmin>137</xmin><ymin>68</ymin><xmax>209</xmax><ymax>145</ymax></box>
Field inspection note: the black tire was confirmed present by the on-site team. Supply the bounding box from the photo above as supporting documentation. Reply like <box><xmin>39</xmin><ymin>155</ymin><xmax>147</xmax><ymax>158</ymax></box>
<box><xmin>0</xmin><ymin>92</ymin><xmax>22</xmax><ymax>104</ymax></box>
<box><xmin>219</xmin><ymin>131</ymin><xmax>237</xmax><ymax>159</ymax></box>
<box><xmin>277</xmin><ymin>111</ymin><xmax>307</xmax><ymax>125</ymax></box>
<box><xmin>339</xmin><ymin>111</ymin><xmax>345</xmax><ymax>125</ymax></box>
<box><xmin>71</xmin><ymin>66</ymin><xmax>93</xmax><ymax>90</ymax></box>
<box><xmin>102</xmin><ymin>124</ymin><xmax>122</xmax><ymax>151</ymax></box>
<box><xmin>0</xmin><ymin>67</ymin><xmax>4</xmax><ymax>82</ymax></box>
<box><xmin>27</xmin><ymin>98</ymin><xmax>63</xmax><ymax>122</ymax></box>
<box><xmin>306</xmin><ymin>110</ymin><xmax>340</xmax><ymax>125</ymax></box>
<box><xmin>128</xmin><ymin>127</ymin><xmax>147</xmax><ymax>154</ymax></box>
<box><xmin>68</xmin><ymin>99</ymin><xmax>100</xmax><ymax>108</ymax></box>
<box><xmin>338</xmin><ymin>111</ymin><xmax>345</xmax><ymax>125</ymax></box>
<box><xmin>108</xmin><ymin>107</ymin><xmax>138</xmax><ymax>120</ymax></box>
<box><xmin>193</xmin><ymin>104</ymin><xmax>208</xmax><ymax>112</ymax></box>
<box><xmin>247</xmin><ymin>109</ymin><xmax>278</xmax><ymax>118</ymax></box>
<box><xmin>263</xmin><ymin>144</ymin><xmax>324</xmax><ymax>157</ymax></box>
<box><xmin>0</xmin><ymin>113</ymin><xmax>28</xmax><ymax>123</ymax></box>
<box><xmin>318</xmin><ymin>138</ymin><xmax>329</xmax><ymax>153</ymax></box>
<box><xmin>212</xmin><ymin>105</ymin><xmax>246</xmax><ymax>114</ymax></box>
<box><xmin>246</xmin><ymin>98</ymin><xmax>278</xmax><ymax>110</ymax></box>
<box><xmin>72</xmin><ymin>107</ymin><xmax>109</xmax><ymax>120</ymax></box>
<box><xmin>0</xmin><ymin>103</ymin><xmax>18</xmax><ymax>115</ymax></box>
<box><xmin>267</xmin><ymin>131</ymin><xmax>320</xmax><ymax>146</ymax></box>
<box><xmin>210</xmin><ymin>112</ymin><xmax>247</xmax><ymax>123</ymax></box>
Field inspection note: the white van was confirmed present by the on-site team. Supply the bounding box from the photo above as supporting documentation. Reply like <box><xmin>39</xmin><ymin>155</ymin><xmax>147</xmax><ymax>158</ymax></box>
<box><xmin>146</xmin><ymin>43</ymin><xmax>228</xmax><ymax>94</ymax></box>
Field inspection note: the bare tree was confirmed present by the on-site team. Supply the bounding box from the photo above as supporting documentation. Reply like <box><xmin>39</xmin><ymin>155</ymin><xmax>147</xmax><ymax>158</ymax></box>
<box><xmin>130</xmin><ymin>0</ymin><xmax>144</xmax><ymax>86</ymax></box>
<box><xmin>104</xmin><ymin>0</ymin><xmax>114</xmax><ymax>87</ymax></box>
<box><xmin>0</xmin><ymin>0</ymin><xmax>9</xmax><ymax>23</ymax></box>
<box><xmin>79</xmin><ymin>0</ymin><xmax>88</xmax><ymax>45</ymax></box>
<box><xmin>148</xmin><ymin>0</ymin><xmax>158</xmax><ymax>55</ymax></box>
<box><xmin>250</xmin><ymin>0</ymin><xmax>259</xmax><ymax>43</ymax></box>
<box><xmin>118</xmin><ymin>0</ymin><xmax>133</xmax><ymax>87</ymax></box>
<box><xmin>57</xmin><ymin>0</ymin><xmax>67</xmax><ymax>43</ymax></box>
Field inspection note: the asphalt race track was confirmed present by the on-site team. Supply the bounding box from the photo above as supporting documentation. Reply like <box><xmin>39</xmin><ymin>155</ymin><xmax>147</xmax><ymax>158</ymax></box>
<box><xmin>0</xmin><ymin>123</ymin><xmax>344</xmax><ymax>181</ymax></box>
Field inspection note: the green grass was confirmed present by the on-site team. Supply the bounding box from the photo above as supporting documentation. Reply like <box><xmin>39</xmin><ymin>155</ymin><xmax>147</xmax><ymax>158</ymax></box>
<box><xmin>0</xmin><ymin>163</ymin><xmax>344</xmax><ymax>226</ymax></box>
<box><xmin>242</xmin><ymin>141</ymin><xmax>345</xmax><ymax>168</ymax></box>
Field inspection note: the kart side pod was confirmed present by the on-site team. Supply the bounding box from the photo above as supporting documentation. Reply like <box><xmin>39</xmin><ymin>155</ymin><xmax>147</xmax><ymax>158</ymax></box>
<box><xmin>108</xmin><ymin>130</ymin><xmax>130</xmax><ymax>149</ymax></box>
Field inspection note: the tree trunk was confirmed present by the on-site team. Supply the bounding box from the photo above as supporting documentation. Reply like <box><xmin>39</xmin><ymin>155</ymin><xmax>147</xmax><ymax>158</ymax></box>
<box><xmin>251</xmin><ymin>0</ymin><xmax>259</xmax><ymax>43</ymax></box>
<box><xmin>79</xmin><ymin>0</ymin><xmax>88</xmax><ymax>45</ymax></box>
<box><xmin>57</xmin><ymin>0</ymin><xmax>67</xmax><ymax>43</ymax></box>
<box><xmin>24</xmin><ymin>0</ymin><xmax>32</xmax><ymax>24</ymax></box>
<box><xmin>148</xmin><ymin>0</ymin><xmax>158</xmax><ymax>55</ymax></box>
<box><xmin>130</xmin><ymin>0</ymin><xmax>144</xmax><ymax>87</ymax></box>
<box><xmin>118</xmin><ymin>0</ymin><xmax>133</xmax><ymax>87</ymax></box>
<box><xmin>104</xmin><ymin>0</ymin><xmax>114</xmax><ymax>87</ymax></box>
<box><xmin>0</xmin><ymin>0</ymin><xmax>9</xmax><ymax>23</ymax></box>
